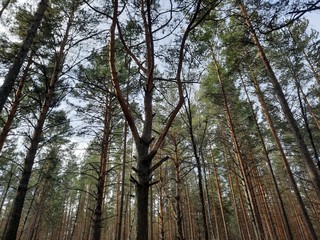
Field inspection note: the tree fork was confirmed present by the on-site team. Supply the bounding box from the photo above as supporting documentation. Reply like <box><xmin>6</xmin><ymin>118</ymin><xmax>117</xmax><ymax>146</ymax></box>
<box><xmin>108</xmin><ymin>1</ymin><xmax>209</xmax><ymax>239</ymax></box>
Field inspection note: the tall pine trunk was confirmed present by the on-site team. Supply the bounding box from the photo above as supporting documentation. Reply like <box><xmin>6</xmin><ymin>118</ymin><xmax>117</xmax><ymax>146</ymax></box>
<box><xmin>92</xmin><ymin>93</ymin><xmax>112</xmax><ymax>240</ymax></box>
<box><xmin>0</xmin><ymin>164</ymin><xmax>15</xmax><ymax>218</ymax></box>
<box><xmin>212</xmin><ymin>157</ymin><xmax>229</xmax><ymax>240</ymax></box>
<box><xmin>3</xmin><ymin>9</ymin><xmax>73</xmax><ymax>239</ymax></box>
<box><xmin>241</xmin><ymin>75</ymin><xmax>293</xmax><ymax>240</ymax></box>
<box><xmin>213</xmin><ymin>57</ymin><xmax>265</xmax><ymax>240</ymax></box>
<box><xmin>0</xmin><ymin>54</ymin><xmax>32</xmax><ymax>152</ymax></box>
<box><xmin>295</xmin><ymin>80</ymin><xmax>320</xmax><ymax>170</ymax></box>
<box><xmin>0</xmin><ymin>0</ymin><xmax>48</xmax><ymax>113</ymax></box>
<box><xmin>116</xmin><ymin>122</ymin><xmax>128</xmax><ymax>240</ymax></box>
<box><xmin>225</xmin><ymin>159</ymin><xmax>245</xmax><ymax>240</ymax></box>
<box><xmin>249</xmin><ymin>67</ymin><xmax>318</xmax><ymax>240</ymax></box>
<box><xmin>237</xmin><ymin>0</ymin><xmax>320</xmax><ymax>199</ymax></box>
<box><xmin>185</xmin><ymin>96</ymin><xmax>209</xmax><ymax>240</ymax></box>
<box><xmin>170</xmin><ymin>134</ymin><xmax>184</xmax><ymax>240</ymax></box>
<box><xmin>300</xmin><ymin>89</ymin><xmax>320</xmax><ymax>130</ymax></box>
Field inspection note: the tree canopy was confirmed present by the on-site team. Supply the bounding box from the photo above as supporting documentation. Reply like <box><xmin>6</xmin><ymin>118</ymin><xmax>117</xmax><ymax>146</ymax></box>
<box><xmin>0</xmin><ymin>0</ymin><xmax>319</xmax><ymax>240</ymax></box>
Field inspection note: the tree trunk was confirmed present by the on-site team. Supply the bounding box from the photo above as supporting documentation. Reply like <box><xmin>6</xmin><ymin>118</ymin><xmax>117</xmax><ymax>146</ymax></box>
<box><xmin>200</xmin><ymin>147</ymin><xmax>215</xmax><ymax>240</ymax></box>
<box><xmin>213</xmin><ymin>57</ymin><xmax>265</xmax><ymax>240</ymax></box>
<box><xmin>171</xmin><ymin>135</ymin><xmax>184</xmax><ymax>240</ymax></box>
<box><xmin>92</xmin><ymin>93</ymin><xmax>112</xmax><ymax>240</ymax></box>
<box><xmin>300</xmin><ymin>89</ymin><xmax>320</xmax><ymax>130</ymax></box>
<box><xmin>70</xmin><ymin>191</ymin><xmax>85</xmax><ymax>240</ymax></box>
<box><xmin>0</xmin><ymin>0</ymin><xmax>49</xmax><ymax>113</ymax></box>
<box><xmin>226</xmin><ymin>160</ymin><xmax>245</xmax><ymax>240</ymax></box>
<box><xmin>303</xmin><ymin>50</ymin><xmax>320</xmax><ymax>85</ymax></box>
<box><xmin>3</xmin><ymin>9</ymin><xmax>73</xmax><ymax>239</ymax></box>
<box><xmin>124</xmin><ymin>141</ymin><xmax>134</xmax><ymax>240</ymax></box>
<box><xmin>185</xmin><ymin>183</ymin><xmax>195</xmax><ymax>240</ymax></box>
<box><xmin>4</xmin><ymin>108</ymin><xmax>47</xmax><ymax>239</ymax></box>
<box><xmin>83</xmin><ymin>185</ymin><xmax>94</xmax><ymax>240</ymax></box>
<box><xmin>158</xmin><ymin>166</ymin><xmax>165</xmax><ymax>240</ymax></box>
<box><xmin>212</xmin><ymin>157</ymin><xmax>229</xmax><ymax>240</ymax></box>
<box><xmin>0</xmin><ymin>54</ymin><xmax>33</xmax><ymax>152</ymax></box>
<box><xmin>256</xmin><ymin>175</ymin><xmax>278</xmax><ymax>239</ymax></box>
<box><xmin>241</xmin><ymin>74</ymin><xmax>293</xmax><ymax>240</ymax></box>
<box><xmin>0</xmin><ymin>0</ymin><xmax>12</xmax><ymax>17</ymax></box>
<box><xmin>237</xmin><ymin>0</ymin><xmax>320</xmax><ymax>199</ymax></box>
<box><xmin>248</xmin><ymin>66</ymin><xmax>318</xmax><ymax>240</ymax></box>
<box><xmin>135</xmin><ymin>149</ymin><xmax>152</xmax><ymax>240</ymax></box>
<box><xmin>174</xmin><ymin>169</ymin><xmax>184</xmax><ymax>240</ymax></box>
<box><xmin>0</xmin><ymin>164</ymin><xmax>15</xmax><ymax>218</ymax></box>
<box><xmin>116</xmin><ymin>122</ymin><xmax>128</xmax><ymax>240</ymax></box>
<box><xmin>295</xmin><ymin>80</ymin><xmax>320</xmax><ymax>170</ymax></box>
<box><xmin>108</xmin><ymin>0</ymin><xmax>204</xmax><ymax>238</ymax></box>
<box><xmin>185</xmin><ymin>96</ymin><xmax>209</xmax><ymax>240</ymax></box>
<box><xmin>233</xmin><ymin>163</ymin><xmax>253</xmax><ymax>240</ymax></box>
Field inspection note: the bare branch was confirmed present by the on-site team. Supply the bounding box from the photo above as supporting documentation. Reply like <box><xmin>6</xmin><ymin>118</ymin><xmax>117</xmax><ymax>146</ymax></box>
<box><xmin>149</xmin><ymin>180</ymin><xmax>160</xmax><ymax>186</ymax></box>
<box><xmin>83</xmin><ymin>0</ymin><xmax>111</xmax><ymax>18</ymax></box>
<box><xmin>130</xmin><ymin>174</ymin><xmax>140</xmax><ymax>186</ymax></box>
<box><xmin>116</xmin><ymin>21</ymin><xmax>147</xmax><ymax>74</ymax></box>
<box><xmin>109</xmin><ymin>0</ymin><xmax>140</xmax><ymax>145</ymax></box>
<box><xmin>150</xmin><ymin>156</ymin><xmax>170</xmax><ymax>172</ymax></box>
<box><xmin>149</xmin><ymin>0</ymin><xmax>212</xmax><ymax>160</ymax></box>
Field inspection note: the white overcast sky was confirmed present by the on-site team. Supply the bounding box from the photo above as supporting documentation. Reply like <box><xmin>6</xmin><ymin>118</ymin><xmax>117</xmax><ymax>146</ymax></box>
<box><xmin>307</xmin><ymin>11</ymin><xmax>320</xmax><ymax>31</ymax></box>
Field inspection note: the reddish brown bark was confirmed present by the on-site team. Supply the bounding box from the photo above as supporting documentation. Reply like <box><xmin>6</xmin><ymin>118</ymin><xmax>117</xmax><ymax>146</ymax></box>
<box><xmin>241</xmin><ymin>75</ymin><xmax>293</xmax><ymax>240</ymax></box>
<box><xmin>92</xmin><ymin>94</ymin><xmax>112</xmax><ymax>240</ymax></box>
<box><xmin>213</xmin><ymin>56</ymin><xmax>265</xmax><ymax>240</ymax></box>
<box><xmin>237</xmin><ymin>0</ymin><xmax>320</xmax><ymax>201</ymax></box>
<box><xmin>212</xmin><ymin>157</ymin><xmax>229</xmax><ymax>240</ymax></box>
<box><xmin>248</xmin><ymin>67</ymin><xmax>317</xmax><ymax>240</ymax></box>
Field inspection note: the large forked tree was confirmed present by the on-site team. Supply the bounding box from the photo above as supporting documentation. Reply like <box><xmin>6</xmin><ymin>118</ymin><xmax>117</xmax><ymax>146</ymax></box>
<box><xmin>108</xmin><ymin>1</ymin><xmax>214</xmax><ymax>239</ymax></box>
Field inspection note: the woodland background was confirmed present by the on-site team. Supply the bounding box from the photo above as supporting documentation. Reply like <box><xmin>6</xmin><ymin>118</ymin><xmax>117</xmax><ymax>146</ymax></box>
<box><xmin>0</xmin><ymin>0</ymin><xmax>319</xmax><ymax>240</ymax></box>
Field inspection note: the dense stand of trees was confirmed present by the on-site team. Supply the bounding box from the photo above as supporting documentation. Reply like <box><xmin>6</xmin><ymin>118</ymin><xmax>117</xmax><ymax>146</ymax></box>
<box><xmin>0</xmin><ymin>0</ymin><xmax>319</xmax><ymax>239</ymax></box>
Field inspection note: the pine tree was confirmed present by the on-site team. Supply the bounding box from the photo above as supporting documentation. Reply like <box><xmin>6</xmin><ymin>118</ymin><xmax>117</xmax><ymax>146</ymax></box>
<box><xmin>0</xmin><ymin>0</ymin><xmax>49</xmax><ymax>113</ymax></box>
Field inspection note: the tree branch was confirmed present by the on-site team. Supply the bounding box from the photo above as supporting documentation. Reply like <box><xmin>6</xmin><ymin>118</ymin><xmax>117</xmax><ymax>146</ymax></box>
<box><xmin>109</xmin><ymin>0</ymin><xmax>140</xmax><ymax>146</ymax></box>
<box><xmin>150</xmin><ymin>156</ymin><xmax>170</xmax><ymax>172</ymax></box>
<box><xmin>149</xmin><ymin>0</ymin><xmax>211</xmax><ymax>160</ymax></box>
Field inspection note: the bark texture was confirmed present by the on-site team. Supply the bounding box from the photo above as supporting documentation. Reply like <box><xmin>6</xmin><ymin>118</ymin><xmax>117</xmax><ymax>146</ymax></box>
<box><xmin>0</xmin><ymin>0</ymin><xmax>49</xmax><ymax>113</ymax></box>
<box><xmin>3</xmin><ymin>8</ymin><xmax>72</xmax><ymax>239</ymax></box>
<box><xmin>237</xmin><ymin>0</ymin><xmax>320</xmax><ymax>201</ymax></box>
